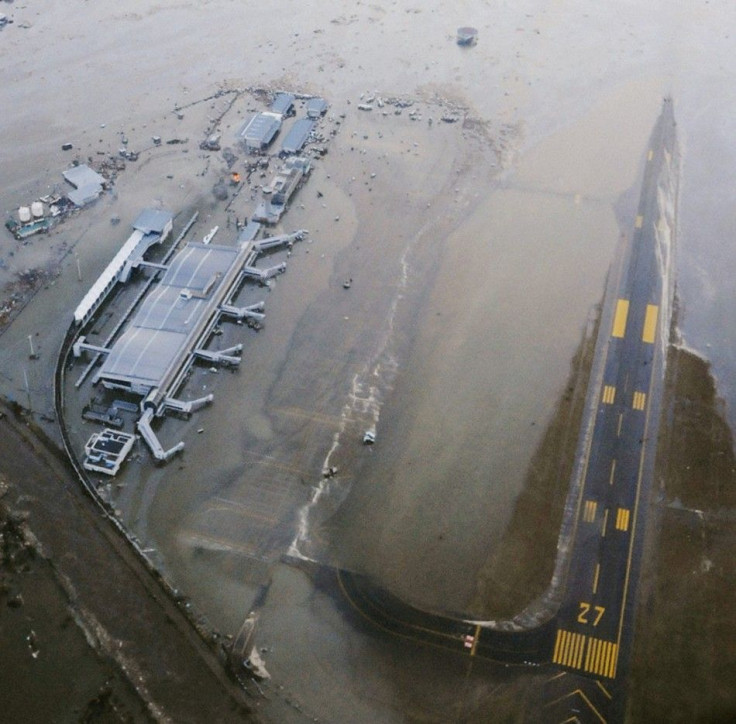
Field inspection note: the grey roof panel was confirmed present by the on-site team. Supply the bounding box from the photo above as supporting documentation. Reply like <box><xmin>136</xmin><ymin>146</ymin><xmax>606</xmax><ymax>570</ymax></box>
<box><xmin>101</xmin><ymin>327</ymin><xmax>185</xmax><ymax>388</ymax></box>
<box><xmin>98</xmin><ymin>242</ymin><xmax>246</xmax><ymax>392</ymax></box>
<box><xmin>63</xmin><ymin>164</ymin><xmax>105</xmax><ymax>189</ymax></box>
<box><xmin>281</xmin><ymin>118</ymin><xmax>315</xmax><ymax>154</ymax></box>
<box><xmin>133</xmin><ymin>208</ymin><xmax>174</xmax><ymax>235</ymax></box>
<box><xmin>271</xmin><ymin>93</ymin><xmax>295</xmax><ymax>115</ymax></box>
<box><xmin>160</xmin><ymin>243</ymin><xmax>239</xmax><ymax>291</ymax></box>
<box><xmin>306</xmin><ymin>98</ymin><xmax>328</xmax><ymax>118</ymax></box>
<box><xmin>238</xmin><ymin>113</ymin><xmax>282</xmax><ymax>147</ymax></box>
<box><xmin>68</xmin><ymin>183</ymin><xmax>102</xmax><ymax>207</ymax></box>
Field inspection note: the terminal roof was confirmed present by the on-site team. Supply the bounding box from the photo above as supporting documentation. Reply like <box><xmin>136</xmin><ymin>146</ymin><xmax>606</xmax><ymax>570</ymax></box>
<box><xmin>97</xmin><ymin>243</ymin><xmax>241</xmax><ymax>393</ymax></box>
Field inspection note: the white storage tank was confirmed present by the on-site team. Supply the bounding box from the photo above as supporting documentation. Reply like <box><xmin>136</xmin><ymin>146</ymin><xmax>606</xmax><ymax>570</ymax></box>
<box><xmin>31</xmin><ymin>201</ymin><xmax>44</xmax><ymax>218</ymax></box>
<box><xmin>18</xmin><ymin>206</ymin><xmax>31</xmax><ymax>223</ymax></box>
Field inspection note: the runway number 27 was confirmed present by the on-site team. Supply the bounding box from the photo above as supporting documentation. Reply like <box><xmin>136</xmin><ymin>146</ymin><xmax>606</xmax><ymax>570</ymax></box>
<box><xmin>578</xmin><ymin>602</ymin><xmax>605</xmax><ymax>626</ymax></box>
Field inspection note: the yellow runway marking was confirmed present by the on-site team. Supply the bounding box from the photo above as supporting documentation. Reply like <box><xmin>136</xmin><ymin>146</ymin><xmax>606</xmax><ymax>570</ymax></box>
<box><xmin>470</xmin><ymin>624</ymin><xmax>481</xmax><ymax>656</ymax></box>
<box><xmin>601</xmin><ymin>509</ymin><xmax>609</xmax><ymax>537</ymax></box>
<box><xmin>611</xmin><ymin>299</ymin><xmax>630</xmax><ymax>338</ymax></box>
<box><xmin>597</xmin><ymin>680</ymin><xmax>612</xmax><ymax>700</ymax></box>
<box><xmin>583</xmin><ymin>637</ymin><xmax>619</xmax><ymax>679</ymax></box>
<box><xmin>615</xmin><ymin>507</ymin><xmax>631</xmax><ymax>532</ymax></box>
<box><xmin>554</xmin><ymin>630</ymin><xmax>618</xmax><ymax>679</ymax></box>
<box><xmin>553</xmin><ymin>629</ymin><xmax>587</xmax><ymax>670</ymax></box>
<box><xmin>609</xmin><ymin>459</ymin><xmax>616</xmax><ymax>485</ymax></box>
<box><xmin>633</xmin><ymin>391</ymin><xmax>647</xmax><ymax>410</ymax></box>
<box><xmin>593</xmin><ymin>563</ymin><xmax>600</xmax><ymax>594</ymax></box>
<box><xmin>544</xmin><ymin>689</ymin><xmax>607</xmax><ymax>724</ymax></box>
<box><xmin>583</xmin><ymin>499</ymin><xmax>598</xmax><ymax>523</ymax></box>
<box><xmin>635</xmin><ymin>214</ymin><xmax>643</xmax><ymax>229</ymax></box>
<box><xmin>617</xmin><ymin>413</ymin><xmax>623</xmax><ymax>436</ymax></box>
<box><xmin>602</xmin><ymin>385</ymin><xmax>616</xmax><ymax>404</ymax></box>
<box><xmin>642</xmin><ymin>304</ymin><xmax>659</xmax><ymax>343</ymax></box>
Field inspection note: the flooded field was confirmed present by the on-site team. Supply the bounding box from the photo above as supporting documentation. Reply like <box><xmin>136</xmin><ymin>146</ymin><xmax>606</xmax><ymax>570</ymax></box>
<box><xmin>2</xmin><ymin>0</ymin><xmax>736</xmax><ymax>721</ymax></box>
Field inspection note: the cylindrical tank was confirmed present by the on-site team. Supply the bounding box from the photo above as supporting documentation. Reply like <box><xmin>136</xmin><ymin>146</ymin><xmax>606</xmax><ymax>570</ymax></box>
<box><xmin>18</xmin><ymin>206</ymin><xmax>31</xmax><ymax>223</ymax></box>
<box><xmin>31</xmin><ymin>201</ymin><xmax>44</xmax><ymax>218</ymax></box>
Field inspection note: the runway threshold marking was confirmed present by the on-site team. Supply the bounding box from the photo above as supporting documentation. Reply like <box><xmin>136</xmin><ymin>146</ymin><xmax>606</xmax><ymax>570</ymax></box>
<box><xmin>602</xmin><ymin>385</ymin><xmax>616</xmax><ymax>404</ymax></box>
<box><xmin>583</xmin><ymin>500</ymin><xmax>598</xmax><ymax>523</ymax></box>
<box><xmin>552</xmin><ymin>630</ymin><xmax>619</xmax><ymax>680</ymax></box>
<box><xmin>632</xmin><ymin>391</ymin><xmax>647</xmax><ymax>410</ymax></box>
<box><xmin>642</xmin><ymin>304</ymin><xmax>659</xmax><ymax>343</ymax></box>
<box><xmin>615</xmin><ymin>508</ymin><xmax>631</xmax><ymax>532</ymax></box>
<box><xmin>584</xmin><ymin>637</ymin><xmax>619</xmax><ymax>679</ymax></box>
<box><xmin>611</xmin><ymin>299</ymin><xmax>630</xmax><ymax>338</ymax></box>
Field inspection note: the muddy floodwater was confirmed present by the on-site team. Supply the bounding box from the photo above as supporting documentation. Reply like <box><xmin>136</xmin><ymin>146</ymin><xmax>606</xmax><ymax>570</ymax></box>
<box><xmin>2</xmin><ymin>1</ymin><xmax>736</xmax><ymax>721</ymax></box>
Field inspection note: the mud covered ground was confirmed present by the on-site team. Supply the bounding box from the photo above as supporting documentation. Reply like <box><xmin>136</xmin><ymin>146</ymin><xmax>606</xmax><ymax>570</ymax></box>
<box><xmin>0</xmin><ymin>402</ymin><xmax>257</xmax><ymax>723</ymax></box>
<box><xmin>6</xmin><ymin>324</ymin><xmax>736</xmax><ymax>722</ymax></box>
<box><xmin>629</xmin><ymin>344</ymin><xmax>736</xmax><ymax>722</ymax></box>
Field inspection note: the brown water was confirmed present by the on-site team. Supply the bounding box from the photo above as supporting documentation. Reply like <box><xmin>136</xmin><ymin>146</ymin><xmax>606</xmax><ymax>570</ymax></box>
<box><xmin>3</xmin><ymin>1</ymin><xmax>736</xmax><ymax>721</ymax></box>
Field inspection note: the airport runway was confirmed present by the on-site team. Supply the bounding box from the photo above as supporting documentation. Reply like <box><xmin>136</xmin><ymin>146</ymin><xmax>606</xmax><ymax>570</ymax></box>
<box><xmin>328</xmin><ymin>99</ymin><xmax>678</xmax><ymax>724</ymax></box>
<box><xmin>544</xmin><ymin>97</ymin><xmax>677</xmax><ymax>723</ymax></box>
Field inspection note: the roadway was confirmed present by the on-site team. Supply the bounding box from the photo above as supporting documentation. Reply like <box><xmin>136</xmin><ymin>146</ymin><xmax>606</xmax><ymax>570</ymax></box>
<box><xmin>329</xmin><ymin>98</ymin><xmax>678</xmax><ymax>724</ymax></box>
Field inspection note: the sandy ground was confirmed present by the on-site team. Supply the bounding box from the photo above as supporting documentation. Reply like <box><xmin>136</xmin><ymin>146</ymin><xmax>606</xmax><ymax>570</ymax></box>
<box><xmin>2</xmin><ymin>1</ymin><xmax>736</xmax><ymax>722</ymax></box>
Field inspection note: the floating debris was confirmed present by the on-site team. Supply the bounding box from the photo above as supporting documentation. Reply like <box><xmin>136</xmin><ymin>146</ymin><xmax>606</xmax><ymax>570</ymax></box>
<box><xmin>457</xmin><ymin>26</ymin><xmax>478</xmax><ymax>46</ymax></box>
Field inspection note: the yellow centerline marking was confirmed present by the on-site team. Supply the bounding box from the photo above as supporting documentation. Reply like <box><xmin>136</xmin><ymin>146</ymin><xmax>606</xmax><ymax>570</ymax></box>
<box><xmin>592</xmin><ymin>563</ymin><xmax>600</xmax><ymax>594</ymax></box>
<box><xmin>470</xmin><ymin>624</ymin><xmax>481</xmax><ymax>656</ymax></box>
<box><xmin>647</xmin><ymin>149</ymin><xmax>654</xmax><ymax>161</ymax></box>
<box><xmin>609</xmin><ymin>459</ymin><xmax>616</xmax><ymax>485</ymax></box>
<box><xmin>642</xmin><ymin>304</ymin><xmax>659</xmax><ymax>343</ymax></box>
<box><xmin>635</xmin><ymin>214</ymin><xmax>643</xmax><ymax>229</ymax></box>
<box><xmin>611</xmin><ymin>299</ymin><xmax>630</xmax><ymax>338</ymax></box>
<box><xmin>601</xmin><ymin>509</ymin><xmax>609</xmax><ymax>537</ymax></box>
<box><xmin>617</xmin><ymin>413</ymin><xmax>623</xmax><ymax>436</ymax></box>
